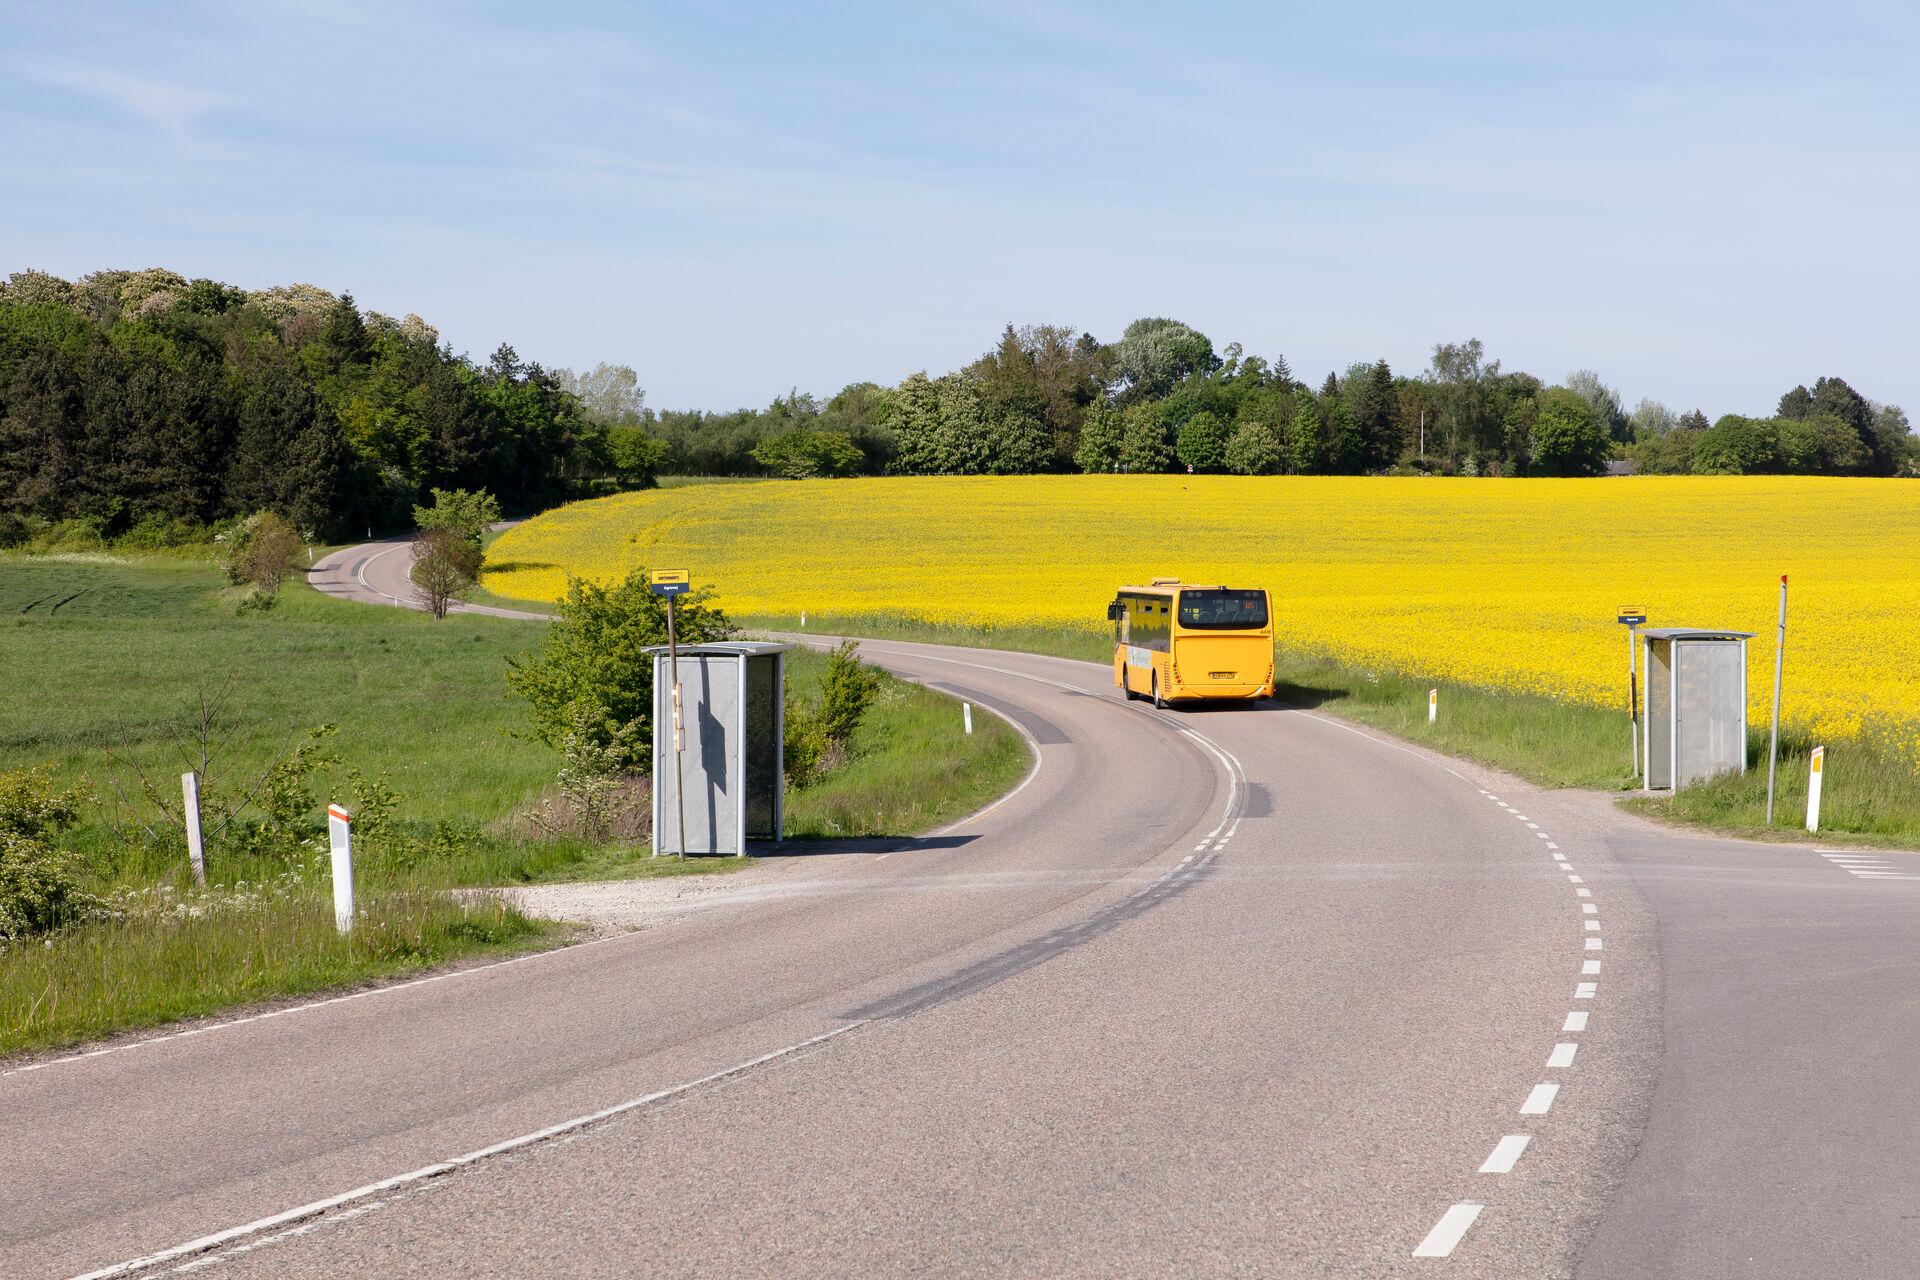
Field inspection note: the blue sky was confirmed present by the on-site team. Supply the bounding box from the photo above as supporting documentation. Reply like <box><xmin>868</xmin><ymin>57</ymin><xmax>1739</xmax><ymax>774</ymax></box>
<box><xmin>3</xmin><ymin>2</ymin><xmax>1915</xmax><ymax>416</ymax></box>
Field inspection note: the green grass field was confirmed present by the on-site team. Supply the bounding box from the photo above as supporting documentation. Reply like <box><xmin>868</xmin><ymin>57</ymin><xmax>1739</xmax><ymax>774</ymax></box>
<box><xmin>0</xmin><ymin>554</ymin><xmax>1028</xmax><ymax>1056</ymax></box>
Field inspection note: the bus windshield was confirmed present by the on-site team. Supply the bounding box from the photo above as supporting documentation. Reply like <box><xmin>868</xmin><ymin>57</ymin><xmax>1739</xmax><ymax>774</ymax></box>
<box><xmin>1177</xmin><ymin>588</ymin><xmax>1268</xmax><ymax>630</ymax></box>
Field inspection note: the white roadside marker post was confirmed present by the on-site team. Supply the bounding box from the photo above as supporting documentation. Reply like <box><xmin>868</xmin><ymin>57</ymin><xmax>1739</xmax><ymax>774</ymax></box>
<box><xmin>181</xmin><ymin>771</ymin><xmax>207</xmax><ymax>888</ymax></box>
<box><xmin>327</xmin><ymin>804</ymin><xmax>355</xmax><ymax>935</ymax></box>
<box><xmin>1806</xmin><ymin>746</ymin><xmax>1825</xmax><ymax>833</ymax></box>
<box><xmin>1429</xmin><ymin>689</ymin><xmax>1438</xmax><ymax>723</ymax></box>
<box><xmin>963</xmin><ymin>702</ymin><xmax>973</xmax><ymax>735</ymax></box>
<box><xmin>1766</xmin><ymin>575</ymin><xmax>1789</xmax><ymax>824</ymax></box>
<box><xmin>800</xmin><ymin>610</ymin><xmax>806</xmax><ymax>629</ymax></box>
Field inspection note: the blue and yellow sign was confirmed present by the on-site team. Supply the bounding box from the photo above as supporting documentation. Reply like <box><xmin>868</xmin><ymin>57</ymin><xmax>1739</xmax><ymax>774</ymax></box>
<box><xmin>649</xmin><ymin>568</ymin><xmax>692</xmax><ymax>598</ymax></box>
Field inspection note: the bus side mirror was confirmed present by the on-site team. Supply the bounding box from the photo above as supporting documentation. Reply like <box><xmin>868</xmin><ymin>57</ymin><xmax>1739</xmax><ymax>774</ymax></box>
<box><xmin>1106</xmin><ymin>602</ymin><xmax>1120</xmax><ymax>620</ymax></box>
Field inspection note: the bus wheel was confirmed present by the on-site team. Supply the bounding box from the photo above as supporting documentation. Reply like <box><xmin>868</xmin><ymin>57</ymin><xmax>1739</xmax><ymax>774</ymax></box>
<box><xmin>1122</xmin><ymin>666</ymin><xmax>1140</xmax><ymax>700</ymax></box>
<box><xmin>1152</xmin><ymin>675</ymin><xmax>1165</xmax><ymax>710</ymax></box>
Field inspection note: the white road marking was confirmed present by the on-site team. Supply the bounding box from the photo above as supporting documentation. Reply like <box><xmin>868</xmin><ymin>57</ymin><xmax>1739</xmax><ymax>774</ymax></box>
<box><xmin>1581</xmin><ymin>903</ymin><xmax>1597</xmax><ymax>914</ymax></box>
<box><xmin>1545</xmin><ymin>842</ymin><xmax>1559</xmax><ymax>850</ymax></box>
<box><xmin>1478</xmin><ymin>1135</ymin><xmax>1531</xmax><ymax>1174</ymax></box>
<box><xmin>1567</xmin><ymin>875</ymin><xmax>1584</xmax><ymax>884</ymax></box>
<box><xmin>1585</xmin><ymin>937</ymin><xmax>1603</xmax><ymax>950</ymax></box>
<box><xmin>1575</xmin><ymin>887</ymin><xmax>1591</xmax><ymax>898</ymax></box>
<box><xmin>1575</xmin><ymin>982</ymin><xmax>1597</xmax><ymax>998</ymax></box>
<box><xmin>1514</xmin><ymin>814</ymin><xmax>1530</xmax><ymax>821</ymax></box>
<box><xmin>1552</xmin><ymin>853</ymin><xmax>1567</xmax><ymax>862</ymax></box>
<box><xmin>1583</xmin><ymin>960</ymin><xmax>1601</xmax><ymax>974</ymax></box>
<box><xmin>1563</xmin><ymin>1012</ymin><xmax>1589</xmax><ymax>1032</ymax></box>
<box><xmin>1584</xmin><ymin>920</ymin><xmax>1601</xmax><ymax>931</ymax></box>
<box><xmin>1535</xmin><ymin>832</ymin><xmax>1551</xmax><ymax>839</ymax></box>
<box><xmin>1547</xmin><ymin>1043</ymin><xmax>1578</xmax><ymax>1069</ymax></box>
<box><xmin>1521</xmin><ymin>1082</ymin><xmax>1560</xmax><ymax>1115</ymax></box>
<box><xmin>1412</xmin><ymin>1202</ymin><xmax>1485</xmax><ymax>1258</ymax></box>
<box><xmin>66</xmin><ymin>1020</ymin><xmax>870</xmax><ymax>1280</ymax></box>
<box><xmin>1526</xmin><ymin>822</ymin><xmax>1539</xmax><ymax>829</ymax></box>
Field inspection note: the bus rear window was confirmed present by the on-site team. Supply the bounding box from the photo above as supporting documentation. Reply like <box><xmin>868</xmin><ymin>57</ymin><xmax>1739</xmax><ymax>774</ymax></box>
<box><xmin>1178</xmin><ymin>589</ymin><xmax>1268</xmax><ymax>630</ymax></box>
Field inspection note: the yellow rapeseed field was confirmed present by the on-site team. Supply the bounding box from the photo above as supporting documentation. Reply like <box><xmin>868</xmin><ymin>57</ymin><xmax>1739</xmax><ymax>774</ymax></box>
<box><xmin>487</xmin><ymin>476</ymin><xmax>1920</xmax><ymax>746</ymax></box>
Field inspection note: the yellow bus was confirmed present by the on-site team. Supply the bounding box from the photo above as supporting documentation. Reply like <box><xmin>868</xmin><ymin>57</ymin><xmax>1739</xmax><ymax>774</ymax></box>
<box><xmin>1109</xmin><ymin>579</ymin><xmax>1274</xmax><ymax>707</ymax></box>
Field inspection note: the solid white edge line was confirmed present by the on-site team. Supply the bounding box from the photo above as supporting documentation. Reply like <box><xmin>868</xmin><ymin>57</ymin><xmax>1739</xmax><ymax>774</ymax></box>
<box><xmin>1520</xmin><ymin>1082</ymin><xmax>1560</xmax><ymax>1115</ymax></box>
<box><xmin>1478</xmin><ymin>1134</ymin><xmax>1531</xmax><ymax>1174</ymax></box>
<box><xmin>65</xmin><ymin>1020</ymin><xmax>869</xmax><ymax>1280</ymax></box>
<box><xmin>1412</xmin><ymin>1202</ymin><xmax>1485</xmax><ymax>1258</ymax></box>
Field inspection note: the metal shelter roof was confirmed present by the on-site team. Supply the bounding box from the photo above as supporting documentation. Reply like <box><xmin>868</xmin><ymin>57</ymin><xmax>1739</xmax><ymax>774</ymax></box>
<box><xmin>1637</xmin><ymin>628</ymin><xmax>1754</xmax><ymax>641</ymax></box>
<box><xmin>641</xmin><ymin>642</ymin><xmax>792</xmax><ymax>658</ymax></box>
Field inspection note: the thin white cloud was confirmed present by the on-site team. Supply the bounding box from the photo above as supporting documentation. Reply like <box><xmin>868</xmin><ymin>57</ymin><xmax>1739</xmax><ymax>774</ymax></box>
<box><xmin>20</xmin><ymin>60</ymin><xmax>234</xmax><ymax>140</ymax></box>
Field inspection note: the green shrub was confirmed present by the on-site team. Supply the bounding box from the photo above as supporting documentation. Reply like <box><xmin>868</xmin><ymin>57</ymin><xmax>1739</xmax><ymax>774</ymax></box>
<box><xmin>505</xmin><ymin>569</ymin><xmax>732</xmax><ymax>767</ymax></box>
<box><xmin>0</xmin><ymin>768</ymin><xmax>96</xmax><ymax>941</ymax></box>
<box><xmin>784</xmin><ymin>641</ymin><xmax>881</xmax><ymax>788</ymax></box>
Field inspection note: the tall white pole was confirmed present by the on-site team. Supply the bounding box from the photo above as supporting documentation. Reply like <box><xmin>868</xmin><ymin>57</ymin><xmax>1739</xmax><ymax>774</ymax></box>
<box><xmin>1765</xmin><ymin>575</ymin><xmax>1788</xmax><ymax>825</ymax></box>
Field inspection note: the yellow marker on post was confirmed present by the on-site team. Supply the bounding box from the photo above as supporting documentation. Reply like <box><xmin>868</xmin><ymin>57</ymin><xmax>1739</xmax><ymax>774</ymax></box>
<box><xmin>649</xmin><ymin>569</ymin><xmax>693</xmax><ymax>855</ymax></box>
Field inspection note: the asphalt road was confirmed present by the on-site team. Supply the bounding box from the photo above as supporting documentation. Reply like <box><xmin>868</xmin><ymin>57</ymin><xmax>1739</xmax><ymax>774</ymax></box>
<box><xmin>5</xmin><ymin>545</ymin><xmax>1914</xmax><ymax>1277</ymax></box>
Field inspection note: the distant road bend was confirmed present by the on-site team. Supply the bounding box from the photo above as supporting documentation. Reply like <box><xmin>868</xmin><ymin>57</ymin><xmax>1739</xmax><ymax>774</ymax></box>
<box><xmin>5</xmin><ymin>543</ymin><xmax>1916</xmax><ymax>1277</ymax></box>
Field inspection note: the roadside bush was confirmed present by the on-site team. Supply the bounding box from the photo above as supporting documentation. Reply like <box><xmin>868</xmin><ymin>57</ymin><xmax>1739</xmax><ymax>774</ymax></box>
<box><xmin>0</xmin><ymin>768</ymin><xmax>97</xmax><ymax>941</ymax></box>
<box><xmin>505</xmin><ymin>569</ymin><xmax>732</xmax><ymax>767</ymax></box>
<box><xmin>751</xmin><ymin>429</ymin><xmax>865</xmax><ymax>478</ymax></box>
<box><xmin>413</xmin><ymin>487</ymin><xmax>501</xmax><ymax>549</ymax></box>
<box><xmin>222</xmin><ymin>511</ymin><xmax>305</xmax><ymax>593</ymax></box>
<box><xmin>411</xmin><ymin>526</ymin><xmax>483</xmax><ymax>619</ymax></box>
<box><xmin>785</xmin><ymin>641</ymin><xmax>882</xmax><ymax>788</ymax></box>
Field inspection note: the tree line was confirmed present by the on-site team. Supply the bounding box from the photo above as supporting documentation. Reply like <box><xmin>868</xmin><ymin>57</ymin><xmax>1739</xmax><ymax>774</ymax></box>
<box><xmin>0</xmin><ymin>268</ymin><xmax>649</xmax><ymax>543</ymax></box>
<box><xmin>617</xmin><ymin>320</ymin><xmax>1918</xmax><ymax>481</ymax></box>
<box><xmin>4</xmin><ymin>269</ymin><xmax>1913</xmax><ymax>548</ymax></box>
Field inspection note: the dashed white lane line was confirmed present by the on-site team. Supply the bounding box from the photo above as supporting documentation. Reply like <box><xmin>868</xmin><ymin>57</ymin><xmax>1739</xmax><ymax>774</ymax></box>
<box><xmin>1520</xmin><ymin>1082</ymin><xmax>1560</xmax><ymax>1115</ymax></box>
<box><xmin>1575</xmin><ymin>887</ymin><xmax>1592</xmax><ymax>898</ymax></box>
<box><xmin>1547</xmin><ymin>1043</ymin><xmax>1578</xmax><ymax>1069</ymax></box>
<box><xmin>1575</xmin><ymin>982</ymin><xmax>1598</xmax><ymax>998</ymax></box>
<box><xmin>1563</xmin><ymin>1012</ymin><xmax>1589</xmax><ymax>1032</ymax></box>
<box><xmin>1582</xmin><ymin>903</ymin><xmax>1597</xmax><ymax>914</ymax></box>
<box><xmin>1412</xmin><ymin>1203</ymin><xmax>1485</xmax><ymax>1259</ymax></box>
<box><xmin>1478</xmin><ymin>1135</ymin><xmax>1531</xmax><ymax>1174</ymax></box>
<box><xmin>1535</xmin><ymin>831</ymin><xmax>1552</xmax><ymax>840</ymax></box>
<box><xmin>1567</xmin><ymin>875</ymin><xmax>1584</xmax><ymax>884</ymax></box>
<box><xmin>1585</xmin><ymin>937</ymin><xmax>1604</xmax><ymax>950</ymax></box>
<box><xmin>1584</xmin><ymin>920</ymin><xmax>1601</xmax><ymax>931</ymax></box>
<box><xmin>1582</xmin><ymin>960</ymin><xmax>1601</xmax><ymax>974</ymax></box>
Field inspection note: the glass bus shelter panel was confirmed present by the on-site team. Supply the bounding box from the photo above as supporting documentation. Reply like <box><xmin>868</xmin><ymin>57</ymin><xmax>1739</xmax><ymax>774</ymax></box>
<box><xmin>743</xmin><ymin>653</ymin><xmax>780</xmax><ymax>840</ymax></box>
<box><xmin>1674</xmin><ymin>640</ymin><xmax>1746</xmax><ymax>788</ymax></box>
<box><xmin>1644</xmin><ymin>638</ymin><xmax>1673</xmax><ymax>790</ymax></box>
<box><xmin>653</xmin><ymin>654</ymin><xmax>741</xmax><ymax>855</ymax></box>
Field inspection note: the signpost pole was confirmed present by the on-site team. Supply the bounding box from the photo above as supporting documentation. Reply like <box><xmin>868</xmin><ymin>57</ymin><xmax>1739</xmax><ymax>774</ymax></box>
<box><xmin>1628</xmin><ymin>624</ymin><xmax>1639</xmax><ymax>778</ymax></box>
<box><xmin>1617</xmin><ymin>608</ymin><xmax>1646</xmax><ymax>780</ymax></box>
<box><xmin>1765</xmin><ymin>575</ymin><xmax>1788</xmax><ymax>825</ymax></box>
<box><xmin>649</xmin><ymin>569</ymin><xmax>693</xmax><ymax>858</ymax></box>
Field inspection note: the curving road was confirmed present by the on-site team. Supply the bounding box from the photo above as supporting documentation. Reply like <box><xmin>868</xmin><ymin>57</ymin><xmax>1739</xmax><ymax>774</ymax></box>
<box><xmin>3</xmin><ymin>545</ymin><xmax>1916</xmax><ymax>1278</ymax></box>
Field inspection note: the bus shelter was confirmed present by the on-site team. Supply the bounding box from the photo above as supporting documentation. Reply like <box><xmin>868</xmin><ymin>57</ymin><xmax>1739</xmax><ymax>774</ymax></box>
<box><xmin>647</xmin><ymin>642</ymin><xmax>788</xmax><ymax>855</ymax></box>
<box><xmin>1641</xmin><ymin>628</ymin><xmax>1752</xmax><ymax>792</ymax></box>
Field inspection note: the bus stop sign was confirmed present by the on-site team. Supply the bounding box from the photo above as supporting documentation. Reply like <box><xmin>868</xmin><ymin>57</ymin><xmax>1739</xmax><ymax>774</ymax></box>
<box><xmin>649</xmin><ymin>569</ymin><xmax>691</xmax><ymax>597</ymax></box>
<box><xmin>1617</xmin><ymin>606</ymin><xmax>1646</xmax><ymax>626</ymax></box>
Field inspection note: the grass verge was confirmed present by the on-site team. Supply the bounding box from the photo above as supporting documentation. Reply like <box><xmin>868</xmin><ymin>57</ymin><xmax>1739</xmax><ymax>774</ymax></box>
<box><xmin>1</xmin><ymin>890</ymin><xmax>558</xmax><ymax>1058</ymax></box>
